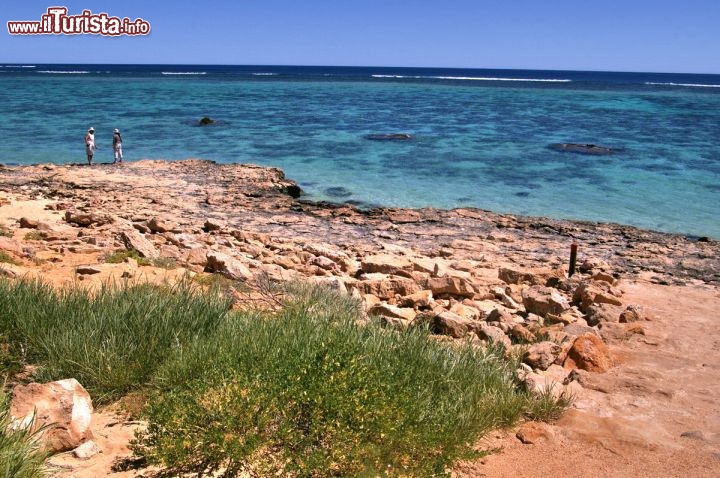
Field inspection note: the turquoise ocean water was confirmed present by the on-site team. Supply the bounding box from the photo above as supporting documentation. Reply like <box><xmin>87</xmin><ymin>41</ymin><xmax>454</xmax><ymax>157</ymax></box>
<box><xmin>0</xmin><ymin>65</ymin><xmax>718</xmax><ymax>238</ymax></box>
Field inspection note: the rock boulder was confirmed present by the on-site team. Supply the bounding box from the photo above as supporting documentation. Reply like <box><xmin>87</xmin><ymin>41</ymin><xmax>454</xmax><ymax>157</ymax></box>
<box><xmin>120</xmin><ymin>229</ymin><xmax>159</xmax><ymax>259</ymax></box>
<box><xmin>523</xmin><ymin>341</ymin><xmax>563</xmax><ymax>371</ymax></box>
<box><xmin>414</xmin><ymin>310</ymin><xmax>476</xmax><ymax>338</ymax></box>
<box><xmin>619</xmin><ymin>304</ymin><xmax>648</xmax><ymax>323</ymax></box>
<box><xmin>206</xmin><ymin>251</ymin><xmax>253</xmax><ymax>281</ymax></box>
<box><xmin>564</xmin><ymin>333</ymin><xmax>612</xmax><ymax>373</ymax></box>
<box><xmin>357</xmin><ymin>277</ymin><xmax>421</xmax><ymax>300</ymax></box>
<box><xmin>522</xmin><ymin>285</ymin><xmax>570</xmax><ymax>318</ymax></box>
<box><xmin>573</xmin><ymin>281</ymin><xmax>623</xmax><ymax>313</ymax></box>
<box><xmin>10</xmin><ymin>379</ymin><xmax>94</xmax><ymax>453</ymax></box>
<box><xmin>147</xmin><ymin>217</ymin><xmax>177</xmax><ymax>234</ymax></box>
<box><xmin>361</xmin><ymin>254</ymin><xmax>412</xmax><ymax>274</ymax></box>
<box><xmin>426</xmin><ymin>276</ymin><xmax>476</xmax><ymax>298</ymax></box>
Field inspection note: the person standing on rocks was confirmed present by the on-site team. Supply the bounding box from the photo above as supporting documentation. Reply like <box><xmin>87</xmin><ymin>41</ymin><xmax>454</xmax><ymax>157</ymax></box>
<box><xmin>112</xmin><ymin>128</ymin><xmax>123</xmax><ymax>163</ymax></box>
<box><xmin>84</xmin><ymin>127</ymin><xmax>95</xmax><ymax>165</ymax></box>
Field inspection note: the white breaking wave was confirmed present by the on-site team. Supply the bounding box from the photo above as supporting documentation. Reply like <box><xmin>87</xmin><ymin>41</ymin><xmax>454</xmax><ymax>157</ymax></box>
<box><xmin>371</xmin><ymin>74</ymin><xmax>570</xmax><ymax>83</ymax></box>
<box><xmin>4</xmin><ymin>65</ymin><xmax>36</xmax><ymax>68</ymax></box>
<box><xmin>37</xmin><ymin>70</ymin><xmax>90</xmax><ymax>74</ymax></box>
<box><xmin>435</xmin><ymin>76</ymin><xmax>571</xmax><ymax>82</ymax></box>
<box><xmin>161</xmin><ymin>72</ymin><xmax>207</xmax><ymax>75</ymax></box>
<box><xmin>372</xmin><ymin>74</ymin><xmax>421</xmax><ymax>78</ymax></box>
<box><xmin>645</xmin><ymin>81</ymin><xmax>720</xmax><ymax>88</ymax></box>
<box><xmin>252</xmin><ymin>72</ymin><xmax>277</xmax><ymax>76</ymax></box>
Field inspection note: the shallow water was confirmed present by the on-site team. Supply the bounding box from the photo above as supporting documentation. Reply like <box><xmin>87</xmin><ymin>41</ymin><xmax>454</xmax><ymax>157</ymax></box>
<box><xmin>1</xmin><ymin>65</ymin><xmax>718</xmax><ymax>237</ymax></box>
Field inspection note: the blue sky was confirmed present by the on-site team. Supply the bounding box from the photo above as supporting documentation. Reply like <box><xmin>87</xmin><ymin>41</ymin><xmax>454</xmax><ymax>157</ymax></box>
<box><xmin>2</xmin><ymin>0</ymin><xmax>719</xmax><ymax>73</ymax></box>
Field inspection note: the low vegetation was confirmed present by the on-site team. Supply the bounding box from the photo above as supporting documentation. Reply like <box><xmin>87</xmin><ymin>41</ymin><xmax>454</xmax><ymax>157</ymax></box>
<box><xmin>0</xmin><ymin>278</ymin><xmax>569</xmax><ymax>477</ymax></box>
<box><xmin>22</xmin><ymin>231</ymin><xmax>46</xmax><ymax>241</ymax></box>
<box><xmin>0</xmin><ymin>278</ymin><xmax>231</xmax><ymax>403</ymax></box>
<box><xmin>150</xmin><ymin>257</ymin><xmax>178</xmax><ymax>270</ymax></box>
<box><xmin>102</xmin><ymin>250</ymin><xmax>179</xmax><ymax>270</ymax></box>
<box><xmin>0</xmin><ymin>385</ymin><xmax>50</xmax><ymax>478</ymax></box>
<box><xmin>102</xmin><ymin>249</ymin><xmax>151</xmax><ymax>266</ymax></box>
<box><xmin>0</xmin><ymin>251</ymin><xmax>19</xmax><ymax>266</ymax></box>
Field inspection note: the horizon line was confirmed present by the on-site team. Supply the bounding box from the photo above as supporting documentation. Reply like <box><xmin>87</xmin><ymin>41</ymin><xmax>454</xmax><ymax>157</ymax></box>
<box><xmin>1</xmin><ymin>62</ymin><xmax>719</xmax><ymax>76</ymax></box>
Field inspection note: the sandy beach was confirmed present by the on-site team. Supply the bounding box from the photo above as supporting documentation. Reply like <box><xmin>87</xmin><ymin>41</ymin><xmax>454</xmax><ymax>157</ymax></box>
<box><xmin>1</xmin><ymin>159</ymin><xmax>719</xmax><ymax>477</ymax></box>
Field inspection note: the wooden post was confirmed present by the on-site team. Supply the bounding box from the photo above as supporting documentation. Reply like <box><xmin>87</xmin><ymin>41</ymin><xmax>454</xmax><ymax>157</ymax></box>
<box><xmin>569</xmin><ymin>243</ymin><xmax>578</xmax><ymax>277</ymax></box>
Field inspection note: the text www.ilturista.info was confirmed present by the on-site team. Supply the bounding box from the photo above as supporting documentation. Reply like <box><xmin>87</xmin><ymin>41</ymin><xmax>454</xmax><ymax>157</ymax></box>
<box><xmin>7</xmin><ymin>7</ymin><xmax>150</xmax><ymax>36</ymax></box>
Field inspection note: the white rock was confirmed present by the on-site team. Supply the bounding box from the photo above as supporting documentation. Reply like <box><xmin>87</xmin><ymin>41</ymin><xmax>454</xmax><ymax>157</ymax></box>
<box><xmin>74</xmin><ymin>440</ymin><xmax>101</xmax><ymax>459</ymax></box>
<box><xmin>10</xmin><ymin>379</ymin><xmax>94</xmax><ymax>453</ymax></box>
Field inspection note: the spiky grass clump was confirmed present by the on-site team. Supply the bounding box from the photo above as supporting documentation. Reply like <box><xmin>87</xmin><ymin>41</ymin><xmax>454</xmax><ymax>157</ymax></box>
<box><xmin>0</xmin><ymin>278</ymin><xmax>231</xmax><ymax>403</ymax></box>
<box><xmin>0</xmin><ymin>386</ymin><xmax>50</xmax><ymax>478</ymax></box>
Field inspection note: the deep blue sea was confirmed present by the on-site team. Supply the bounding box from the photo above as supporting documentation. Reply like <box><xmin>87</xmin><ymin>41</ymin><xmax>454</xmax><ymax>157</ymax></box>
<box><xmin>1</xmin><ymin>64</ymin><xmax>718</xmax><ymax>238</ymax></box>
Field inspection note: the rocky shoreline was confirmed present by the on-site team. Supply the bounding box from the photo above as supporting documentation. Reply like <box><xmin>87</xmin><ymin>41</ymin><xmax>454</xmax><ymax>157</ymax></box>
<box><xmin>1</xmin><ymin>159</ymin><xmax>719</xmax><ymax>477</ymax></box>
<box><xmin>0</xmin><ymin>160</ymin><xmax>720</xmax><ymax>284</ymax></box>
<box><xmin>1</xmin><ymin>159</ymin><xmax>717</xmax><ymax>287</ymax></box>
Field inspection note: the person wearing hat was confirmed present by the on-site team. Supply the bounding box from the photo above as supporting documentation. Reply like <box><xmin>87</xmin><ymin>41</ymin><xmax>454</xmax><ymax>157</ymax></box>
<box><xmin>112</xmin><ymin>128</ymin><xmax>123</xmax><ymax>163</ymax></box>
<box><xmin>85</xmin><ymin>127</ymin><xmax>95</xmax><ymax>165</ymax></box>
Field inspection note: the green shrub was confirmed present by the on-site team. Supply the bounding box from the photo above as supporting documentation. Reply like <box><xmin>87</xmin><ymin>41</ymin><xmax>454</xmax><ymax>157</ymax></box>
<box><xmin>103</xmin><ymin>250</ymin><xmax>179</xmax><ymax>270</ymax></box>
<box><xmin>0</xmin><ymin>278</ymin><xmax>231</xmax><ymax>403</ymax></box>
<box><xmin>0</xmin><ymin>252</ymin><xmax>19</xmax><ymax>266</ymax></box>
<box><xmin>523</xmin><ymin>386</ymin><xmax>574</xmax><ymax>422</ymax></box>
<box><xmin>22</xmin><ymin>231</ymin><xmax>45</xmax><ymax>241</ymax></box>
<box><xmin>103</xmin><ymin>250</ymin><xmax>151</xmax><ymax>266</ymax></box>
<box><xmin>135</xmin><ymin>282</ymin><xmax>557</xmax><ymax>477</ymax></box>
<box><xmin>0</xmin><ymin>385</ymin><xmax>50</xmax><ymax>478</ymax></box>
<box><xmin>191</xmin><ymin>272</ymin><xmax>248</xmax><ymax>291</ymax></box>
<box><xmin>151</xmin><ymin>257</ymin><xmax>178</xmax><ymax>270</ymax></box>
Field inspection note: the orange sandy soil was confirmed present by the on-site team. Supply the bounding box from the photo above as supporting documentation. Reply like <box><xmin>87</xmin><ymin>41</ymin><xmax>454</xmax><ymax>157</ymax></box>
<box><xmin>455</xmin><ymin>282</ymin><xmax>720</xmax><ymax>478</ymax></box>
